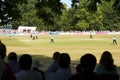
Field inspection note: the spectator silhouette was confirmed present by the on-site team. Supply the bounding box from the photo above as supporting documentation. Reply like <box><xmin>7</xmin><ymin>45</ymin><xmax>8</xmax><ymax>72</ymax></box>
<box><xmin>32</xmin><ymin>60</ymin><xmax>45</xmax><ymax>80</ymax></box>
<box><xmin>7</xmin><ymin>52</ymin><xmax>21</xmax><ymax>74</ymax></box>
<box><xmin>76</xmin><ymin>64</ymin><xmax>82</xmax><ymax>73</ymax></box>
<box><xmin>46</xmin><ymin>51</ymin><xmax>60</xmax><ymax>72</ymax></box>
<box><xmin>94</xmin><ymin>51</ymin><xmax>119</xmax><ymax>80</ymax></box>
<box><xmin>0</xmin><ymin>41</ymin><xmax>16</xmax><ymax>80</ymax></box>
<box><xmin>45</xmin><ymin>53</ymin><xmax>72</xmax><ymax>80</ymax></box>
<box><xmin>69</xmin><ymin>53</ymin><xmax>100</xmax><ymax>80</ymax></box>
<box><xmin>15</xmin><ymin>54</ymin><xmax>42</xmax><ymax>80</ymax></box>
<box><xmin>94</xmin><ymin>51</ymin><xmax>118</xmax><ymax>75</ymax></box>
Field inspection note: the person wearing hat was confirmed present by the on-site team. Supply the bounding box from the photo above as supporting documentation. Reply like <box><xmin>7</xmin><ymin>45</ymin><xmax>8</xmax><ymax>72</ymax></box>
<box><xmin>32</xmin><ymin>60</ymin><xmax>45</xmax><ymax>80</ymax></box>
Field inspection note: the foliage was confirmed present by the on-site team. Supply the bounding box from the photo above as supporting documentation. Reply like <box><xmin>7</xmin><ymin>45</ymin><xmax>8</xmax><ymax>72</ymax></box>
<box><xmin>0</xmin><ymin>0</ymin><xmax>27</xmax><ymax>26</ymax></box>
<box><xmin>112</xmin><ymin>0</ymin><xmax>120</xmax><ymax>15</ymax></box>
<box><xmin>1</xmin><ymin>0</ymin><xmax>120</xmax><ymax>31</ymax></box>
<box><xmin>12</xmin><ymin>0</ymin><xmax>44</xmax><ymax>30</ymax></box>
<box><xmin>76</xmin><ymin>20</ymin><xmax>89</xmax><ymax>31</ymax></box>
<box><xmin>99</xmin><ymin>1</ymin><xmax>120</xmax><ymax>31</ymax></box>
<box><xmin>70</xmin><ymin>0</ymin><xmax>104</xmax><ymax>31</ymax></box>
<box><xmin>35</xmin><ymin>0</ymin><xmax>64</xmax><ymax>25</ymax></box>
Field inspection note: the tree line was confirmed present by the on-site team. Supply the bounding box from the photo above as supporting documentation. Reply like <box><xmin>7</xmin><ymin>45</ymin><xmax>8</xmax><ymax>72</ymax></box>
<box><xmin>0</xmin><ymin>0</ymin><xmax>120</xmax><ymax>31</ymax></box>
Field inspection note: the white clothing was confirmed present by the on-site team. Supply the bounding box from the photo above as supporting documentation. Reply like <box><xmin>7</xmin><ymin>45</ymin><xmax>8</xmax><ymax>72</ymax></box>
<box><xmin>113</xmin><ymin>37</ymin><xmax>116</xmax><ymax>40</ymax></box>
<box><xmin>15</xmin><ymin>70</ymin><xmax>42</xmax><ymax>80</ymax></box>
<box><xmin>51</xmin><ymin>36</ymin><xmax>54</xmax><ymax>39</ymax></box>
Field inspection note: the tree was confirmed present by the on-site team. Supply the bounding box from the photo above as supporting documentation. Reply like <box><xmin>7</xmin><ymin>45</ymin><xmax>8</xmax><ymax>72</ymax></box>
<box><xmin>71</xmin><ymin>0</ymin><xmax>120</xmax><ymax>14</ymax></box>
<box><xmin>76</xmin><ymin>20</ymin><xmax>89</xmax><ymax>31</ymax></box>
<box><xmin>1</xmin><ymin>0</ymin><xmax>119</xmax><ymax>31</ymax></box>
<box><xmin>0</xmin><ymin>0</ymin><xmax>64</xmax><ymax>26</ymax></box>
<box><xmin>70</xmin><ymin>0</ymin><xmax>104</xmax><ymax>31</ymax></box>
<box><xmin>99</xmin><ymin>1</ymin><xmax>120</xmax><ymax>31</ymax></box>
<box><xmin>11</xmin><ymin>0</ymin><xmax>44</xmax><ymax>29</ymax></box>
<box><xmin>0</xmin><ymin>0</ymin><xmax>27</xmax><ymax>26</ymax></box>
<box><xmin>35</xmin><ymin>0</ymin><xmax>64</xmax><ymax>26</ymax></box>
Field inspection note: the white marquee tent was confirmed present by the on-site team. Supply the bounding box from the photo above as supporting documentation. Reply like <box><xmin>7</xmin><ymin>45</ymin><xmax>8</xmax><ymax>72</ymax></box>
<box><xmin>18</xmin><ymin>26</ymin><xmax>37</xmax><ymax>33</ymax></box>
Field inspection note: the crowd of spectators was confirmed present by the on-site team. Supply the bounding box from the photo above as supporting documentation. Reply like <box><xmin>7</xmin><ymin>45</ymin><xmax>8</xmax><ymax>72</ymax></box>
<box><xmin>1</xmin><ymin>29</ymin><xmax>120</xmax><ymax>36</ymax></box>
<box><xmin>0</xmin><ymin>40</ymin><xmax>119</xmax><ymax>80</ymax></box>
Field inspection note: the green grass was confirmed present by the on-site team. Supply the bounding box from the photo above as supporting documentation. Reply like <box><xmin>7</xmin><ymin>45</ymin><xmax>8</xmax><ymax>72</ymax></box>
<box><xmin>0</xmin><ymin>34</ymin><xmax>120</xmax><ymax>73</ymax></box>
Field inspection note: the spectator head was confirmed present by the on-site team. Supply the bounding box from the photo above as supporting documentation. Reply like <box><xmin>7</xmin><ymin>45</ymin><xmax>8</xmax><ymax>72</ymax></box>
<box><xmin>100</xmin><ymin>51</ymin><xmax>113</xmax><ymax>65</ymax></box>
<box><xmin>76</xmin><ymin>64</ymin><xmax>82</xmax><ymax>73</ymax></box>
<box><xmin>80</xmin><ymin>53</ymin><xmax>96</xmax><ymax>71</ymax></box>
<box><xmin>0</xmin><ymin>42</ymin><xmax>6</xmax><ymax>60</ymax></box>
<box><xmin>8</xmin><ymin>52</ymin><xmax>17</xmax><ymax>61</ymax></box>
<box><xmin>100</xmin><ymin>51</ymin><xmax>115</xmax><ymax>70</ymax></box>
<box><xmin>19</xmin><ymin>54</ymin><xmax>32</xmax><ymax>70</ymax></box>
<box><xmin>53</xmin><ymin>51</ymin><xmax>60</xmax><ymax>60</ymax></box>
<box><xmin>58</xmin><ymin>53</ymin><xmax>71</xmax><ymax>69</ymax></box>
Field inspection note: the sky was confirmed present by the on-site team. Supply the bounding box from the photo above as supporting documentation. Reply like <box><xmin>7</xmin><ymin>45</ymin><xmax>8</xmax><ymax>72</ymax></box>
<box><xmin>60</xmin><ymin>0</ymin><xmax>72</xmax><ymax>8</ymax></box>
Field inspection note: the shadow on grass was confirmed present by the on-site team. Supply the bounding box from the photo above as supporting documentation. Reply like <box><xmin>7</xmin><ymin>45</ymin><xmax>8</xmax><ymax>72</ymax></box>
<box><xmin>17</xmin><ymin>55</ymin><xmax>80</xmax><ymax>73</ymax></box>
<box><xmin>6</xmin><ymin>54</ymin><xmax>52</xmax><ymax>71</ymax></box>
<box><xmin>32</xmin><ymin>55</ymin><xmax>52</xmax><ymax>71</ymax></box>
<box><xmin>17</xmin><ymin>54</ymin><xmax>80</xmax><ymax>73</ymax></box>
<box><xmin>6</xmin><ymin>54</ymin><xmax>120</xmax><ymax>79</ymax></box>
<box><xmin>31</xmin><ymin>55</ymin><xmax>80</xmax><ymax>73</ymax></box>
<box><xmin>32</xmin><ymin>55</ymin><xmax>80</xmax><ymax>74</ymax></box>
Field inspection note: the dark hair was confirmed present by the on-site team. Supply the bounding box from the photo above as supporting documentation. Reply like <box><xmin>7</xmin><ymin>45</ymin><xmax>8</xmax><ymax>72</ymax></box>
<box><xmin>100</xmin><ymin>51</ymin><xmax>116</xmax><ymax>71</ymax></box>
<box><xmin>19</xmin><ymin>54</ymin><xmax>32</xmax><ymax>70</ymax></box>
<box><xmin>53</xmin><ymin>51</ymin><xmax>60</xmax><ymax>60</ymax></box>
<box><xmin>80</xmin><ymin>53</ymin><xmax>96</xmax><ymax>71</ymax></box>
<box><xmin>0</xmin><ymin>43</ymin><xmax>6</xmax><ymax>59</ymax></box>
<box><xmin>8</xmin><ymin>52</ymin><xmax>17</xmax><ymax>61</ymax></box>
<box><xmin>58</xmin><ymin>53</ymin><xmax>70</xmax><ymax>69</ymax></box>
<box><xmin>76</xmin><ymin>64</ymin><xmax>82</xmax><ymax>73</ymax></box>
